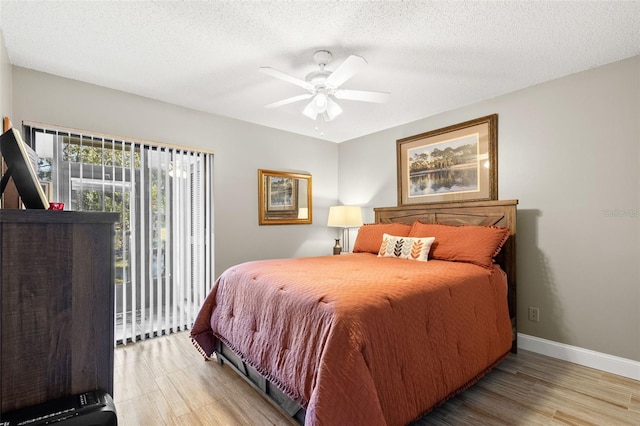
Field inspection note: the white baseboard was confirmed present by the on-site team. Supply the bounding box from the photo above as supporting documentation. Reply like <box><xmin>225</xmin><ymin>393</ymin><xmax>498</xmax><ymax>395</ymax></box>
<box><xmin>517</xmin><ymin>333</ymin><xmax>640</xmax><ymax>381</ymax></box>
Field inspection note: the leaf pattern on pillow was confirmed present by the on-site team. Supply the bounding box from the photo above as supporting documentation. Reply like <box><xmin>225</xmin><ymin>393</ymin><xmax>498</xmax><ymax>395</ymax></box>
<box><xmin>378</xmin><ymin>239</ymin><xmax>388</xmax><ymax>256</ymax></box>
<box><xmin>401</xmin><ymin>242</ymin><xmax>412</xmax><ymax>257</ymax></box>
<box><xmin>410</xmin><ymin>240</ymin><xmax>424</xmax><ymax>260</ymax></box>
<box><xmin>393</xmin><ymin>239</ymin><xmax>404</xmax><ymax>257</ymax></box>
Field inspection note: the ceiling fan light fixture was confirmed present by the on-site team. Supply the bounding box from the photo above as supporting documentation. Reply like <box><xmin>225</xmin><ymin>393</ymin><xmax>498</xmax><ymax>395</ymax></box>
<box><xmin>303</xmin><ymin>95</ymin><xmax>342</xmax><ymax>122</ymax></box>
<box><xmin>325</xmin><ymin>97</ymin><xmax>343</xmax><ymax>121</ymax></box>
<box><xmin>303</xmin><ymin>101</ymin><xmax>319</xmax><ymax>120</ymax></box>
<box><xmin>313</xmin><ymin>90</ymin><xmax>328</xmax><ymax>111</ymax></box>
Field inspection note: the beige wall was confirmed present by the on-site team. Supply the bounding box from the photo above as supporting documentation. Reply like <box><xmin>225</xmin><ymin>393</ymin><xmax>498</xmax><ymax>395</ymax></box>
<box><xmin>6</xmin><ymin>21</ymin><xmax>639</xmax><ymax>362</ymax></box>
<box><xmin>0</xmin><ymin>29</ymin><xmax>12</xmax><ymax>124</ymax></box>
<box><xmin>10</xmin><ymin>67</ymin><xmax>340</xmax><ymax>277</ymax></box>
<box><xmin>340</xmin><ymin>56</ymin><xmax>640</xmax><ymax>362</ymax></box>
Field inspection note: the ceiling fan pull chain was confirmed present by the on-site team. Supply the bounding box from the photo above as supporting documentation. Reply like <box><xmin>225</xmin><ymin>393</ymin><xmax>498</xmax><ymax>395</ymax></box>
<box><xmin>315</xmin><ymin>115</ymin><xmax>325</xmax><ymax>137</ymax></box>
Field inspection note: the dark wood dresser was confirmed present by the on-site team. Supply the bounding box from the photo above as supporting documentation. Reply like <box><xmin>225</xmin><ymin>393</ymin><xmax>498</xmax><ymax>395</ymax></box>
<box><xmin>0</xmin><ymin>210</ymin><xmax>119</xmax><ymax>413</ymax></box>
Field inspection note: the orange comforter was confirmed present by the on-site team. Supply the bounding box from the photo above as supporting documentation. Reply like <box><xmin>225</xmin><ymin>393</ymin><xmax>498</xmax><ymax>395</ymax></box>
<box><xmin>191</xmin><ymin>253</ymin><xmax>512</xmax><ymax>426</ymax></box>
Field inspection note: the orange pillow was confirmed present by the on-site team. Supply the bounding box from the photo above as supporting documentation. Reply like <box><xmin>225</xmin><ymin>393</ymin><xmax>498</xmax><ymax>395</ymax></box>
<box><xmin>408</xmin><ymin>222</ymin><xmax>510</xmax><ymax>268</ymax></box>
<box><xmin>353</xmin><ymin>223</ymin><xmax>412</xmax><ymax>254</ymax></box>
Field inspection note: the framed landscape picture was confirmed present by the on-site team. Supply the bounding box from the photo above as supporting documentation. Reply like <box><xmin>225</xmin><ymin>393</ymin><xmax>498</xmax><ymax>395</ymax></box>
<box><xmin>266</xmin><ymin>175</ymin><xmax>297</xmax><ymax>214</ymax></box>
<box><xmin>396</xmin><ymin>114</ymin><xmax>497</xmax><ymax>206</ymax></box>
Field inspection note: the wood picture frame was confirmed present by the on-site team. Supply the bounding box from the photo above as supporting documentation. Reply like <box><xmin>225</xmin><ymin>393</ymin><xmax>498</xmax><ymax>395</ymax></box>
<box><xmin>1</xmin><ymin>117</ymin><xmax>20</xmax><ymax>209</ymax></box>
<box><xmin>258</xmin><ymin>169</ymin><xmax>312</xmax><ymax>225</ymax></box>
<box><xmin>0</xmin><ymin>128</ymin><xmax>50</xmax><ymax>209</ymax></box>
<box><xmin>40</xmin><ymin>181</ymin><xmax>53</xmax><ymax>202</ymax></box>
<box><xmin>396</xmin><ymin>114</ymin><xmax>497</xmax><ymax>206</ymax></box>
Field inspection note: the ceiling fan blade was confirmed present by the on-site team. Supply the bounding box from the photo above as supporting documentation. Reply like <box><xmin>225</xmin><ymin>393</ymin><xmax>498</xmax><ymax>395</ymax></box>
<box><xmin>259</xmin><ymin>67</ymin><xmax>314</xmax><ymax>91</ymax></box>
<box><xmin>325</xmin><ymin>55</ymin><xmax>367</xmax><ymax>88</ymax></box>
<box><xmin>265</xmin><ymin>94</ymin><xmax>313</xmax><ymax>109</ymax></box>
<box><xmin>334</xmin><ymin>89</ymin><xmax>390</xmax><ymax>103</ymax></box>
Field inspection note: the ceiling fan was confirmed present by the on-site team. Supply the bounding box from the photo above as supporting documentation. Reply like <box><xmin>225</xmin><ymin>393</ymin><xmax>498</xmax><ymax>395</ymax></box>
<box><xmin>260</xmin><ymin>50</ymin><xmax>390</xmax><ymax>125</ymax></box>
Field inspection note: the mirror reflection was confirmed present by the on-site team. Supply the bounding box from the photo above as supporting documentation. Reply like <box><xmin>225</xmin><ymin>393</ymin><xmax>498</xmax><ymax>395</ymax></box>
<box><xmin>258</xmin><ymin>169</ymin><xmax>312</xmax><ymax>225</ymax></box>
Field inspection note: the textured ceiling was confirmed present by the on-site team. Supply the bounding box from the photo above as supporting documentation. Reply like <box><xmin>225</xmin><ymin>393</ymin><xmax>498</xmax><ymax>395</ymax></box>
<box><xmin>1</xmin><ymin>1</ymin><xmax>639</xmax><ymax>143</ymax></box>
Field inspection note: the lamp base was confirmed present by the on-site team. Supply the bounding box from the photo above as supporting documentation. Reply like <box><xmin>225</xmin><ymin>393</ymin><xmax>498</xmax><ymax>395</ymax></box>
<box><xmin>342</xmin><ymin>227</ymin><xmax>350</xmax><ymax>253</ymax></box>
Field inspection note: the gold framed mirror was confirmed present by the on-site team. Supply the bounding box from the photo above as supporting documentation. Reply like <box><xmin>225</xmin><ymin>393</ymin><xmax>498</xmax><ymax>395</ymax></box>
<box><xmin>258</xmin><ymin>169</ymin><xmax>312</xmax><ymax>225</ymax></box>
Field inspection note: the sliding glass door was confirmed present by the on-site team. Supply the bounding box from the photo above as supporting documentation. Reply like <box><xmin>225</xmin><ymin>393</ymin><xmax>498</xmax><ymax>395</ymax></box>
<box><xmin>25</xmin><ymin>123</ymin><xmax>214</xmax><ymax>344</ymax></box>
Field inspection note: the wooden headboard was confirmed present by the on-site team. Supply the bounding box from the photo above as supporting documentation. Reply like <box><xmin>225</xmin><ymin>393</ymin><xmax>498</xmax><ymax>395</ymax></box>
<box><xmin>374</xmin><ymin>199</ymin><xmax>518</xmax><ymax>352</ymax></box>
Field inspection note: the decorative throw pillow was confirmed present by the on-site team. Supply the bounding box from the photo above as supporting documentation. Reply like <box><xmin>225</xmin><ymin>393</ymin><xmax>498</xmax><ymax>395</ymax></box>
<box><xmin>377</xmin><ymin>233</ymin><xmax>435</xmax><ymax>262</ymax></box>
<box><xmin>352</xmin><ymin>223</ymin><xmax>412</xmax><ymax>254</ymax></box>
<box><xmin>408</xmin><ymin>222</ymin><xmax>510</xmax><ymax>268</ymax></box>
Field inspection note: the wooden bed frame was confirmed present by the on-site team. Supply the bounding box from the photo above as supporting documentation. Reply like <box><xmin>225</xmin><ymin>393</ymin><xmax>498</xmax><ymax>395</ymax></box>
<box><xmin>214</xmin><ymin>199</ymin><xmax>518</xmax><ymax>424</ymax></box>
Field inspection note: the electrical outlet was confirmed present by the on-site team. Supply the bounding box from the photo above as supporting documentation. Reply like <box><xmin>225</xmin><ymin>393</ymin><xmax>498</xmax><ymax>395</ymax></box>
<box><xmin>528</xmin><ymin>307</ymin><xmax>540</xmax><ymax>322</ymax></box>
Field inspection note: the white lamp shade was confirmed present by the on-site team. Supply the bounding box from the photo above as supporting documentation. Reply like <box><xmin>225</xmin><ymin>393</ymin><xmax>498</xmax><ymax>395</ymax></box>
<box><xmin>314</xmin><ymin>90</ymin><xmax>328</xmax><ymax>112</ymax></box>
<box><xmin>327</xmin><ymin>206</ymin><xmax>363</xmax><ymax>227</ymax></box>
<box><xmin>325</xmin><ymin>97</ymin><xmax>343</xmax><ymax>121</ymax></box>
<box><xmin>303</xmin><ymin>101</ymin><xmax>319</xmax><ymax>120</ymax></box>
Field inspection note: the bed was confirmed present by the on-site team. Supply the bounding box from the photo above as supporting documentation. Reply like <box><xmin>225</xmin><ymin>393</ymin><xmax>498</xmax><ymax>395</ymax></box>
<box><xmin>190</xmin><ymin>199</ymin><xmax>518</xmax><ymax>425</ymax></box>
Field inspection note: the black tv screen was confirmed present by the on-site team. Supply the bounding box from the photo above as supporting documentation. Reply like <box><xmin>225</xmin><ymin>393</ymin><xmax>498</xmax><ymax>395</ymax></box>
<box><xmin>0</xmin><ymin>128</ymin><xmax>50</xmax><ymax>209</ymax></box>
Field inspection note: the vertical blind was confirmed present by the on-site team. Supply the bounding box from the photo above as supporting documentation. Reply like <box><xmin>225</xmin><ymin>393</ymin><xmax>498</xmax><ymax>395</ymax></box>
<box><xmin>24</xmin><ymin>122</ymin><xmax>214</xmax><ymax>344</ymax></box>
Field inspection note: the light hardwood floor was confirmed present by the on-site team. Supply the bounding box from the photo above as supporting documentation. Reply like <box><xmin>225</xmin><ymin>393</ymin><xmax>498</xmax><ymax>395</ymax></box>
<box><xmin>114</xmin><ymin>331</ymin><xmax>640</xmax><ymax>425</ymax></box>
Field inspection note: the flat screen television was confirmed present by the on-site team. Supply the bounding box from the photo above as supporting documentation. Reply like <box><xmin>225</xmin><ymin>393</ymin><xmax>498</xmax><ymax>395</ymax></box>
<box><xmin>0</xmin><ymin>128</ymin><xmax>50</xmax><ymax>209</ymax></box>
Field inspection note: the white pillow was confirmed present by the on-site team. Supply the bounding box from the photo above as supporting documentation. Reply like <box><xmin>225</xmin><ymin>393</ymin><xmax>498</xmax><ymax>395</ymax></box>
<box><xmin>377</xmin><ymin>233</ymin><xmax>435</xmax><ymax>262</ymax></box>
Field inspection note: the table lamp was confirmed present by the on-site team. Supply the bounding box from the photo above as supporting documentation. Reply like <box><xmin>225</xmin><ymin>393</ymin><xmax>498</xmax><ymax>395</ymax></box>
<box><xmin>327</xmin><ymin>205</ymin><xmax>363</xmax><ymax>254</ymax></box>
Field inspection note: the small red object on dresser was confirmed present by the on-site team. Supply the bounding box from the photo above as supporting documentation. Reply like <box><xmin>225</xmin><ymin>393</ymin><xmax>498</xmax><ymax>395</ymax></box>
<box><xmin>48</xmin><ymin>202</ymin><xmax>64</xmax><ymax>210</ymax></box>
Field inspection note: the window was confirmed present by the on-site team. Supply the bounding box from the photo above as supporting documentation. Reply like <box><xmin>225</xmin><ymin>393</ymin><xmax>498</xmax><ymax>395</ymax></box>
<box><xmin>25</xmin><ymin>123</ymin><xmax>214</xmax><ymax>344</ymax></box>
